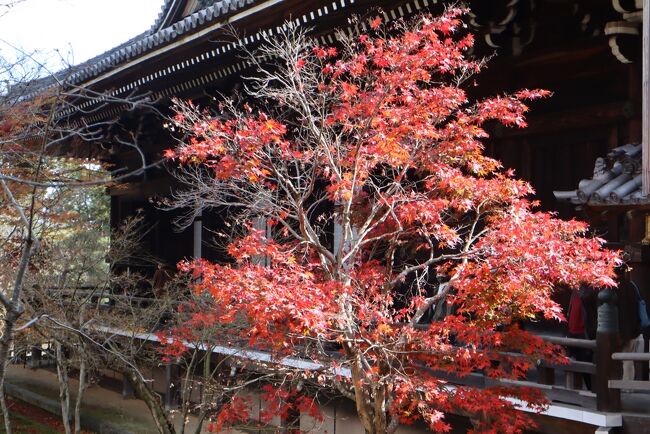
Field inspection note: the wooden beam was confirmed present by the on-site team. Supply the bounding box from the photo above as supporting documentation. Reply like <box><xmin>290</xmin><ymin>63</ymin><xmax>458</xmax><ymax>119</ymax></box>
<box><xmin>608</xmin><ymin>379</ymin><xmax>650</xmax><ymax>390</ymax></box>
<box><xmin>641</xmin><ymin>0</ymin><xmax>650</xmax><ymax>196</ymax></box>
<box><xmin>106</xmin><ymin>177</ymin><xmax>173</xmax><ymax>198</ymax></box>
<box><xmin>494</xmin><ymin>103</ymin><xmax>630</xmax><ymax>138</ymax></box>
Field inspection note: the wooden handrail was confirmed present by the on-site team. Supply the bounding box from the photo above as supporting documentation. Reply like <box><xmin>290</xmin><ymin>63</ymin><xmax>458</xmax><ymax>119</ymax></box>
<box><xmin>535</xmin><ymin>334</ymin><xmax>596</xmax><ymax>350</ymax></box>
<box><xmin>537</xmin><ymin>359</ymin><xmax>596</xmax><ymax>375</ymax></box>
<box><xmin>611</xmin><ymin>352</ymin><xmax>650</xmax><ymax>362</ymax></box>
<box><xmin>43</xmin><ymin>288</ymin><xmax>181</xmax><ymax>306</ymax></box>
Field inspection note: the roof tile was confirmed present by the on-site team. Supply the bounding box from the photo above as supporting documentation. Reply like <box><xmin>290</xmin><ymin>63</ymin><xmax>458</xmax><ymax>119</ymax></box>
<box><xmin>554</xmin><ymin>144</ymin><xmax>645</xmax><ymax>205</ymax></box>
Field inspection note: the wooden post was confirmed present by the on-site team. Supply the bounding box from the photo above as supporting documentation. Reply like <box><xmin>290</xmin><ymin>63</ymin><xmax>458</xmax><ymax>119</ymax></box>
<box><xmin>640</xmin><ymin>333</ymin><xmax>650</xmax><ymax>381</ymax></box>
<box><xmin>28</xmin><ymin>346</ymin><xmax>41</xmax><ymax>369</ymax></box>
<box><xmin>565</xmin><ymin>370</ymin><xmax>583</xmax><ymax>390</ymax></box>
<box><xmin>252</xmin><ymin>216</ymin><xmax>271</xmax><ymax>266</ymax></box>
<box><xmin>536</xmin><ymin>364</ymin><xmax>555</xmax><ymax>385</ymax></box>
<box><xmin>164</xmin><ymin>363</ymin><xmax>180</xmax><ymax>410</ymax></box>
<box><xmin>595</xmin><ymin>288</ymin><xmax>621</xmax><ymax>412</ymax></box>
<box><xmin>641</xmin><ymin>0</ymin><xmax>650</xmax><ymax>196</ymax></box>
<box><xmin>122</xmin><ymin>375</ymin><xmax>135</xmax><ymax>399</ymax></box>
<box><xmin>193</xmin><ymin>211</ymin><xmax>202</xmax><ymax>260</ymax></box>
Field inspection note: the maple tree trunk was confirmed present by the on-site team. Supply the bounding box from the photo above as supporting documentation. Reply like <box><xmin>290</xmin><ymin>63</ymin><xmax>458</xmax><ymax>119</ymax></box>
<box><xmin>349</xmin><ymin>354</ymin><xmax>376</xmax><ymax>434</ymax></box>
<box><xmin>177</xmin><ymin>359</ymin><xmax>192</xmax><ymax>434</ymax></box>
<box><xmin>74</xmin><ymin>352</ymin><xmax>87</xmax><ymax>434</ymax></box>
<box><xmin>73</xmin><ymin>307</ymin><xmax>88</xmax><ymax>434</ymax></box>
<box><xmin>192</xmin><ymin>351</ymin><xmax>211</xmax><ymax>434</ymax></box>
<box><xmin>339</xmin><ymin>293</ymin><xmax>382</xmax><ymax>434</ymax></box>
<box><xmin>0</xmin><ymin>309</ymin><xmax>19</xmax><ymax>434</ymax></box>
<box><xmin>55</xmin><ymin>341</ymin><xmax>72</xmax><ymax>434</ymax></box>
<box><xmin>0</xmin><ymin>376</ymin><xmax>11</xmax><ymax>434</ymax></box>
<box><xmin>0</xmin><ymin>237</ymin><xmax>32</xmax><ymax>434</ymax></box>
<box><xmin>373</xmin><ymin>382</ymin><xmax>388</xmax><ymax>434</ymax></box>
<box><xmin>124</xmin><ymin>370</ymin><xmax>176</xmax><ymax>434</ymax></box>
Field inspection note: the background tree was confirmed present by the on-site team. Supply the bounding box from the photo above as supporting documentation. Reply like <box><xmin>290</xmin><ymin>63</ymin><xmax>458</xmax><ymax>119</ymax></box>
<box><xmin>165</xmin><ymin>9</ymin><xmax>620</xmax><ymax>434</ymax></box>
<box><xmin>16</xmin><ymin>209</ymin><xmax>108</xmax><ymax>434</ymax></box>
<box><xmin>163</xmin><ymin>298</ymin><xmax>243</xmax><ymax>434</ymax></box>
<box><xmin>16</xmin><ymin>213</ymin><xmax>180</xmax><ymax>434</ymax></box>
<box><xmin>0</xmin><ymin>0</ymin><xmax>23</xmax><ymax>19</ymax></box>
<box><xmin>0</xmin><ymin>41</ymin><xmax>154</xmax><ymax>434</ymax></box>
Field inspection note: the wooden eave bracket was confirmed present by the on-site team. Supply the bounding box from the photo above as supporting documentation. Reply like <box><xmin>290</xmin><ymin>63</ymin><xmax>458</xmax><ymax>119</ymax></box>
<box><xmin>642</xmin><ymin>214</ymin><xmax>650</xmax><ymax>244</ymax></box>
<box><xmin>606</xmin><ymin>0</ymin><xmax>643</xmax><ymax>63</ymax></box>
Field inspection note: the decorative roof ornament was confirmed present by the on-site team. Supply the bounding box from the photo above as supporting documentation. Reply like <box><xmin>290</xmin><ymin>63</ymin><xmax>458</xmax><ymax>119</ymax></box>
<box><xmin>554</xmin><ymin>144</ymin><xmax>644</xmax><ymax>205</ymax></box>
<box><xmin>152</xmin><ymin>0</ymin><xmax>229</xmax><ymax>32</ymax></box>
<box><xmin>150</xmin><ymin>0</ymin><xmax>179</xmax><ymax>33</ymax></box>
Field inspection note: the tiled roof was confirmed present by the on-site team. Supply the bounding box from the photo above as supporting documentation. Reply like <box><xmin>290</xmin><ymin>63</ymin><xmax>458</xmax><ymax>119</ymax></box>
<box><xmin>48</xmin><ymin>0</ymin><xmax>260</xmax><ymax>88</ymax></box>
<box><xmin>553</xmin><ymin>144</ymin><xmax>644</xmax><ymax>205</ymax></box>
<box><xmin>150</xmin><ymin>0</ymin><xmax>224</xmax><ymax>32</ymax></box>
<box><xmin>150</xmin><ymin>0</ymin><xmax>179</xmax><ymax>32</ymax></box>
<box><xmin>36</xmin><ymin>0</ymin><xmax>437</xmax><ymax>123</ymax></box>
<box><xmin>195</xmin><ymin>0</ymin><xmax>223</xmax><ymax>14</ymax></box>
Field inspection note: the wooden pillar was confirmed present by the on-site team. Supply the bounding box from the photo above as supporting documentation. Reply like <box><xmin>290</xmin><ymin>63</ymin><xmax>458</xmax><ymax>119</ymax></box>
<box><xmin>643</xmin><ymin>0</ymin><xmax>650</xmax><ymax>195</ymax></box>
<box><xmin>595</xmin><ymin>288</ymin><xmax>621</xmax><ymax>412</ymax></box>
<box><xmin>193</xmin><ymin>211</ymin><xmax>202</xmax><ymax>260</ymax></box>
<box><xmin>164</xmin><ymin>363</ymin><xmax>180</xmax><ymax>410</ymax></box>
<box><xmin>536</xmin><ymin>365</ymin><xmax>555</xmax><ymax>386</ymax></box>
<box><xmin>28</xmin><ymin>346</ymin><xmax>42</xmax><ymax>369</ymax></box>
<box><xmin>122</xmin><ymin>375</ymin><xmax>135</xmax><ymax>399</ymax></box>
<box><xmin>520</xmin><ymin>139</ymin><xmax>532</xmax><ymax>181</ymax></box>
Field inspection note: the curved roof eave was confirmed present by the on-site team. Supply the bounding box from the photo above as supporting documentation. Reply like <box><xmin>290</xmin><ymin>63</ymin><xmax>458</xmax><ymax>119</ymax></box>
<box><xmin>52</xmin><ymin>0</ymin><xmax>262</xmax><ymax>90</ymax></box>
<box><xmin>150</xmin><ymin>0</ymin><xmax>181</xmax><ymax>33</ymax></box>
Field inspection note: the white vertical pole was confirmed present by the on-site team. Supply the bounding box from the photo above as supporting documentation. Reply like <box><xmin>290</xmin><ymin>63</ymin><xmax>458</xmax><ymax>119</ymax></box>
<box><xmin>333</xmin><ymin>220</ymin><xmax>343</xmax><ymax>255</ymax></box>
<box><xmin>193</xmin><ymin>211</ymin><xmax>202</xmax><ymax>259</ymax></box>
<box><xmin>643</xmin><ymin>0</ymin><xmax>650</xmax><ymax>195</ymax></box>
<box><xmin>333</xmin><ymin>202</ymin><xmax>356</xmax><ymax>273</ymax></box>
<box><xmin>252</xmin><ymin>216</ymin><xmax>270</xmax><ymax>266</ymax></box>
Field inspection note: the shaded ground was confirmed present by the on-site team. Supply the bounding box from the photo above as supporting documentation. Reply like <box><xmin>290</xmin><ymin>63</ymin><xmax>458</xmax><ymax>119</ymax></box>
<box><xmin>6</xmin><ymin>365</ymin><xmax>164</xmax><ymax>433</ymax></box>
<box><xmin>5</xmin><ymin>365</ymin><xmax>243</xmax><ymax>433</ymax></box>
<box><xmin>0</xmin><ymin>398</ymin><xmax>89</xmax><ymax>434</ymax></box>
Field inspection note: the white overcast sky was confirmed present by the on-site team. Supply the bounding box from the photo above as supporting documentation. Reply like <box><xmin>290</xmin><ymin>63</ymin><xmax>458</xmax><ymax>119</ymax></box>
<box><xmin>0</xmin><ymin>0</ymin><xmax>163</xmax><ymax>70</ymax></box>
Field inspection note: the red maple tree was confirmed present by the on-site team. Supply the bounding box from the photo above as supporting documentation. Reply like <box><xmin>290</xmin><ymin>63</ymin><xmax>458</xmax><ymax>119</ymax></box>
<box><xmin>163</xmin><ymin>9</ymin><xmax>620</xmax><ymax>434</ymax></box>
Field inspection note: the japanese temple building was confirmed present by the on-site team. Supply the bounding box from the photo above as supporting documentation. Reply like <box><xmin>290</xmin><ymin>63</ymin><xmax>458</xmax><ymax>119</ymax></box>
<box><xmin>27</xmin><ymin>0</ymin><xmax>650</xmax><ymax>433</ymax></box>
